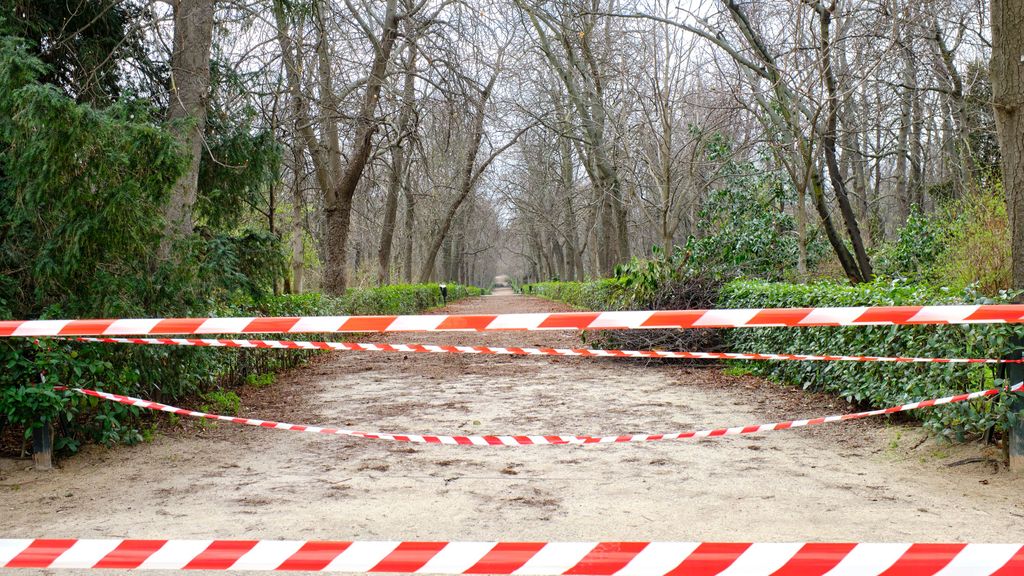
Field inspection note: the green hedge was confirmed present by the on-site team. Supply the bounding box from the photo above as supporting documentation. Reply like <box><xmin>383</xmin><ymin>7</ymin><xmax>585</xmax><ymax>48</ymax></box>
<box><xmin>0</xmin><ymin>283</ymin><xmax>480</xmax><ymax>453</ymax></box>
<box><xmin>250</xmin><ymin>284</ymin><xmax>481</xmax><ymax>317</ymax></box>
<box><xmin>522</xmin><ymin>280</ymin><xmax>620</xmax><ymax>310</ymax></box>
<box><xmin>719</xmin><ymin>280</ymin><xmax>1021</xmax><ymax>438</ymax></box>
<box><xmin>211</xmin><ymin>283</ymin><xmax>482</xmax><ymax>390</ymax></box>
<box><xmin>525</xmin><ymin>278</ymin><xmax>1022</xmax><ymax>438</ymax></box>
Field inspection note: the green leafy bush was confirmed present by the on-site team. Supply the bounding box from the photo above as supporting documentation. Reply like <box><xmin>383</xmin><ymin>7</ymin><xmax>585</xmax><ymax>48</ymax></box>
<box><xmin>245</xmin><ymin>373</ymin><xmax>275</xmax><ymax>388</ymax></box>
<box><xmin>527</xmin><ymin>250</ymin><xmax>726</xmax><ymax>352</ymax></box>
<box><xmin>526</xmin><ymin>274</ymin><xmax>1022</xmax><ymax>438</ymax></box>
<box><xmin>0</xmin><ymin>283</ymin><xmax>479</xmax><ymax>455</ymax></box>
<box><xmin>681</xmin><ymin>132</ymin><xmax>829</xmax><ymax>280</ymax></box>
<box><xmin>0</xmin><ymin>39</ymin><xmax>490</xmax><ymax>457</ymax></box>
<box><xmin>523</xmin><ymin>280</ymin><xmax>621</xmax><ymax>310</ymax></box>
<box><xmin>719</xmin><ymin>279</ymin><xmax>1022</xmax><ymax>438</ymax></box>
<box><xmin>933</xmin><ymin>189</ymin><xmax>1011</xmax><ymax>294</ymax></box>
<box><xmin>873</xmin><ymin>189</ymin><xmax>1011</xmax><ymax>295</ymax></box>
<box><xmin>872</xmin><ymin>206</ymin><xmax>946</xmax><ymax>284</ymax></box>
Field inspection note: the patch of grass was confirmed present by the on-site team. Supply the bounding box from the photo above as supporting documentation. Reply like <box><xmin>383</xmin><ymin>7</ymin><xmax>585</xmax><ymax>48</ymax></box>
<box><xmin>245</xmin><ymin>373</ymin><xmax>275</xmax><ymax>388</ymax></box>
<box><xmin>723</xmin><ymin>365</ymin><xmax>752</xmax><ymax>377</ymax></box>
<box><xmin>199</xmin><ymin>390</ymin><xmax>241</xmax><ymax>416</ymax></box>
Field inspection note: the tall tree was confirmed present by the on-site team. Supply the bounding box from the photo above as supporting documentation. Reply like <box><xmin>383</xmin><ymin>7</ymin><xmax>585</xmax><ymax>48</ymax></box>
<box><xmin>519</xmin><ymin>0</ymin><xmax>631</xmax><ymax>275</ymax></box>
<box><xmin>610</xmin><ymin>0</ymin><xmax>873</xmax><ymax>282</ymax></box>
<box><xmin>322</xmin><ymin>0</ymin><xmax>401</xmax><ymax>294</ymax></box>
<box><xmin>378</xmin><ymin>33</ymin><xmax>418</xmax><ymax>284</ymax></box>
<box><xmin>417</xmin><ymin>64</ymin><xmax>502</xmax><ymax>282</ymax></box>
<box><xmin>991</xmin><ymin>0</ymin><xmax>1024</xmax><ymax>290</ymax></box>
<box><xmin>159</xmin><ymin>0</ymin><xmax>215</xmax><ymax>259</ymax></box>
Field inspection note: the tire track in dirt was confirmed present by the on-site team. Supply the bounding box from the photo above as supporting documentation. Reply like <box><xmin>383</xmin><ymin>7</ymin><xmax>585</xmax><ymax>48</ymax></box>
<box><xmin>2</xmin><ymin>291</ymin><xmax>1022</xmax><ymax>569</ymax></box>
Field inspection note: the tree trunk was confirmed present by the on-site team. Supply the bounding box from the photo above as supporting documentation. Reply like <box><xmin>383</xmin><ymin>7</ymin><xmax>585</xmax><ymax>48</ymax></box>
<box><xmin>614</xmin><ymin>180</ymin><xmax>629</xmax><ymax>263</ymax></box>
<box><xmin>557</xmin><ymin>108</ymin><xmax>581</xmax><ymax>281</ymax></box>
<box><xmin>837</xmin><ymin>46</ymin><xmax>871</xmax><ymax>250</ymax></box>
<box><xmin>836</xmin><ymin>39</ymin><xmax>867</xmax><ymax>221</ymax></box>
<box><xmin>323</xmin><ymin>0</ymin><xmax>400</xmax><ymax>295</ymax></box>
<box><xmin>273</xmin><ymin>0</ymin><xmax>331</xmax><ymax>197</ymax></box>
<box><xmin>378</xmin><ymin>150</ymin><xmax>404</xmax><ymax>286</ymax></box>
<box><xmin>274</xmin><ymin>0</ymin><xmax>325</xmax><ymax>294</ymax></box>
<box><xmin>403</xmin><ymin>175</ymin><xmax>416</xmax><ymax>281</ymax></box>
<box><xmin>289</xmin><ymin>146</ymin><xmax>305</xmax><ymax>294</ymax></box>
<box><xmin>796</xmin><ymin>179</ymin><xmax>808</xmax><ymax>278</ymax></box>
<box><xmin>159</xmin><ymin>0</ymin><xmax>214</xmax><ymax>259</ymax></box>
<box><xmin>817</xmin><ymin>3</ymin><xmax>871</xmax><ymax>282</ymax></box>
<box><xmin>314</xmin><ymin>0</ymin><xmax>343</xmax><ymax>194</ymax></box>
<box><xmin>810</xmin><ymin>168</ymin><xmax>863</xmax><ymax>284</ymax></box>
<box><xmin>910</xmin><ymin>85</ymin><xmax>924</xmax><ymax>207</ymax></box>
<box><xmin>894</xmin><ymin>24</ymin><xmax>915</xmax><ymax>229</ymax></box>
<box><xmin>521</xmin><ymin>3</ymin><xmax>622</xmax><ymax>274</ymax></box>
<box><xmin>992</xmin><ymin>0</ymin><xmax>1024</xmax><ymax>291</ymax></box>
<box><xmin>378</xmin><ymin>40</ymin><xmax>417</xmax><ymax>285</ymax></box>
<box><xmin>597</xmin><ymin>187</ymin><xmax>615</xmax><ymax>274</ymax></box>
<box><xmin>932</xmin><ymin>20</ymin><xmax>973</xmax><ymax>195</ymax></box>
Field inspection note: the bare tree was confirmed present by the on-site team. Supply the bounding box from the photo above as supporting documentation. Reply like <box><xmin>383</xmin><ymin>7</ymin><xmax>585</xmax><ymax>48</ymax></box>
<box><xmin>322</xmin><ymin>0</ymin><xmax>401</xmax><ymax>294</ymax></box>
<box><xmin>518</xmin><ymin>0</ymin><xmax>632</xmax><ymax>275</ymax></box>
<box><xmin>378</xmin><ymin>27</ymin><xmax>419</xmax><ymax>284</ymax></box>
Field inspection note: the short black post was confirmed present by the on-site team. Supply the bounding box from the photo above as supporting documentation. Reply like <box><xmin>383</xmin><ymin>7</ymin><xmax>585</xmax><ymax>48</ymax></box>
<box><xmin>32</xmin><ymin>423</ymin><xmax>53</xmax><ymax>471</ymax></box>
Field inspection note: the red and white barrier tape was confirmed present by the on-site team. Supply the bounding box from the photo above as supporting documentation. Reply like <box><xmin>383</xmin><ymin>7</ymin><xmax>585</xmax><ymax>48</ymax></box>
<box><xmin>3</xmin><ymin>539</ymin><xmax>1023</xmax><ymax>573</ymax></box>
<box><xmin>3</xmin><ymin>304</ymin><xmax>1023</xmax><ymax>336</ymax></box>
<box><xmin>56</xmin><ymin>382</ymin><xmax>1023</xmax><ymax>446</ymax></box>
<box><xmin>73</xmin><ymin>336</ymin><xmax>1024</xmax><ymax>364</ymax></box>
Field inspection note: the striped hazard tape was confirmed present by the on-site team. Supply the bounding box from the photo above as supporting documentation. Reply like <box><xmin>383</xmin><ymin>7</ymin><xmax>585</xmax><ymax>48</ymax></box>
<box><xmin>2</xmin><ymin>539</ymin><xmax>1023</xmax><ymax>573</ymax></box>
<box><xmin>73</xmin><ymin>336</ymin><xmax>1024</xmax><ymax>364</ymax></box>
<box><xmin>56</xmin><ymin>382</ymin><xmax>1023</xmax><ymax>446</ymax></box>
<box><xmin>3</xmin><ymin>303</ymin><xmax>1023</xmax><ymax>336</ymax></box>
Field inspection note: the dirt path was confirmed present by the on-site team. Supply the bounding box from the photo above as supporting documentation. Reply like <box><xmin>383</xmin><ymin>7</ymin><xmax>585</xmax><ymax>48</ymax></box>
<box><xmin>3</xmin><ymin>292</ymin><xmax>1023</xmax><ymax>567</ymax></box>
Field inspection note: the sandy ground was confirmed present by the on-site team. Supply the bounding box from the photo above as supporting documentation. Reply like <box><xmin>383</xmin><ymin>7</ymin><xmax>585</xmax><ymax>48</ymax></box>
<box><xmin>2</xmin><ymin>291</ymin><xmax>1023</xmax><ymax>574</ymax></box>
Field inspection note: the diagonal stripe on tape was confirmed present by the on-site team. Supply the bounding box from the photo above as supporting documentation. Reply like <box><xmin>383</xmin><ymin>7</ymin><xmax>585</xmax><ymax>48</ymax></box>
<box><xmin>69</xmin><ymin>337</ymin><xmax>1024</xmax><ymax>365</ymax></box>
<box><xmin>3</xmin><ymin>303</ymin><xmax>1024</xmax><ymax>336</ymax></box>
<box><xmin>3</xmin><ymin>540</ymin><xmax>1024</xmax><ymax>574</ymax></box>
<box><xmin>53</xmin><ymin>382</ymin><xmax>1023</xmax><ymax>446</ymax></box>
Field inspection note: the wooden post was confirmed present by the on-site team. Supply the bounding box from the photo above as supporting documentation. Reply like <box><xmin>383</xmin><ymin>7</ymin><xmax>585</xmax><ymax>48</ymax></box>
<box><xmin>32</xmin><ymin>423</ymin><xmax>53</xmax><ymax>471</ymax></box>
<box><xmin>1007</xmin><ymin>343</ymin><xmax>1024</xmax><ymax>472</ymax></box>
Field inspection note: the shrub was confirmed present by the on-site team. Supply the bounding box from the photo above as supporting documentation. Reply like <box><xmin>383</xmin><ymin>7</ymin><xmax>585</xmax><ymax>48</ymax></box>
<box><xmin>872</xmin><ymin>206</ymin><xmax>946</xmax><ymax>284</ymax></box>
<box><xmin>934</xmin><ymin>189</ymin><xmax>1011</xmax><ymax>294</ymax></box>
<box><xmin>528</xmin><ymin>274</ymin><xmax>1022</xmax><ymax>438</ymax></box>
<box><xmin>526</xmin><ymin>255</ymin><xmax>726</xmax><ymax>353</ymax></box>
<box><xmin>873</xmin><ymin>188</ymin><xmax>1011</xmax><ymax>295</ymax></box>
<box><xmin>0</xmin><ymin>283</ymin><xmax>480</xmax><ymax>456</ymax></box>
<box><xmin>524</xmin><ymin>280</ymin><xmax>620</xmax><ymax>311</ymax></box>
<box><xmin>594</xmin><ymin>274</ymin><xmax>725</xmax><ymax>353</ymax></box>
<box><xmin>681</xmin><ymin>131</ymin><xmax>829</xmax><ymax>280</ymax></box>
<box><xmin>719</xmin><ymin>279</ymin><xmax>1022</xmax><ymax>439</ymax></box>
<box><xmin>199</xmin><ymin>390</ymin><xmax>241</xmax><ymax>416</ymax></box>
